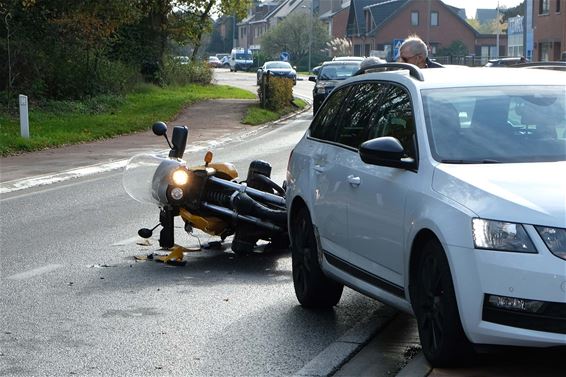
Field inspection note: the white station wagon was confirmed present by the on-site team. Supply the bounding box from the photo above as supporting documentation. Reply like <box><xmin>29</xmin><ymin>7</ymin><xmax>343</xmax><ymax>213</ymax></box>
<box><xmin>285</xmin><ymin>63</ymin><xmax>566</xmax><ymax>366</ymax></box>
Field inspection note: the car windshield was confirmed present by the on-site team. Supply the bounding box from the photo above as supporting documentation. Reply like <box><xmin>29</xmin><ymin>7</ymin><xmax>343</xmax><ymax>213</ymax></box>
<box><xmin>423</xmin><ymin>86</ymin><xmax>566</xmax><ymax>163</ymax></box>
<box><xmin>319</xmin><ymin>64</ymin><xmax>360</xmax><ymax>80</ymax></box>
<box><xmin>236</xmin><ymin>53</ymin><xmax>252</xmax><ymax>59</ymax></box>
<box><xmin>265</xmin><ymin>62</ymin><xmax>291</xmax><ymax>69</ymax></box>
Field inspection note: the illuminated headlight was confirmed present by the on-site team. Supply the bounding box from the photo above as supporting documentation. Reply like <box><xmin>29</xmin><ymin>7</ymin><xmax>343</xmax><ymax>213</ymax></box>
<box><xmin>170</xmin><ymin>187</ymin><xmax>184</xmax><ymax>201</ymax></box>
<box><xmin>472</xmin><ymin>219</ymin><xmax>536</xmax><ymax>253</ymax></box>
<box><xmin>486</xmin><ymin>294</ymin><xmax>544</xmax><ymax>313</ymax></box>
<box><xmin>171</xmin><ymin>169</ymin><xmax>189</xmax><ymax>185</ymax></box>
<box><xmin>535</xmin><ymin>226</ymin><xmax>566</xmax><ymax>260</ymax></box>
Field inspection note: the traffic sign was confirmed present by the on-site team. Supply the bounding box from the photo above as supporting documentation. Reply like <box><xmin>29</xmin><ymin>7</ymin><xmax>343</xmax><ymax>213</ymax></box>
<box><xmin>280</xmin><ymin>51</ymin><xmax>289</xmax><ymax>62</ymax></box>
<box><xmin>392</xmin><ymin>39</ymin><xmax>404</xmax><ymax>61</ymax></box>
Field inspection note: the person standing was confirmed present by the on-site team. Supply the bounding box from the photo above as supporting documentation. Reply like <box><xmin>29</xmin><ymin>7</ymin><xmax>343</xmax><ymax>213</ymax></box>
<box><xmin>398</xmin><ymin>35</ymin><xmax>444</xmax><ymax>68</ymax></box>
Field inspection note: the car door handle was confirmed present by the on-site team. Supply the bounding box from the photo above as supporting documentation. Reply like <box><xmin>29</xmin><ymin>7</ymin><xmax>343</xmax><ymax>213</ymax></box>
<box><xmin>347</xmin><ymin>175</ymin><xmax>361</xmax><ymax>186</ymax></box>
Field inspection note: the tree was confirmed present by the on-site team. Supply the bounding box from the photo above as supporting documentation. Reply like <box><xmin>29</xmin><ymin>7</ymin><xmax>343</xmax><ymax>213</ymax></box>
<box><xmin>169</xmin><ymin>0</ymin><xmax>250</xmax><ymax>61</ymax></box>
<box><xmin>260</xmin><ymin>12</ymin><xmax>329</xmax><ymax>67</ymax></box>
<box><xmin>436</xmin><ymin>40</ymin><xmax>468</xmax><ymax>57</ymax></box>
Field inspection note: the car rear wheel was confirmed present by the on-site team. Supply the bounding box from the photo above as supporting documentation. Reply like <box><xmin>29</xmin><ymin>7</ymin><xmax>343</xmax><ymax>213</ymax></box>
<box><xmin>291</xmin><ymin>206</ymin><xmax>343</xmax><ymax>308</ymax></box>
<box><xmin>412</xmin><ymin>239</ymin><xmax>475</xmax><ymax>367</ymax></box>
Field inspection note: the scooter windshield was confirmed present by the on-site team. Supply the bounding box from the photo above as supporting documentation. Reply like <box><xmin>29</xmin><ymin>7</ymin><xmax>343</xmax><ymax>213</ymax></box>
<box><xmin>123</xmin><ymin>153</ymin><xmax>183</xmax><ymax>205</ymax></box>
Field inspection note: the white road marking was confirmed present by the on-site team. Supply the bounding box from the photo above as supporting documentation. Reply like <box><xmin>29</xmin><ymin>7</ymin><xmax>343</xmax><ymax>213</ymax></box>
<box><xmin>7</xmin><ymin>264</ymin><xmax>63</xmax><ymax>280</ymax></box>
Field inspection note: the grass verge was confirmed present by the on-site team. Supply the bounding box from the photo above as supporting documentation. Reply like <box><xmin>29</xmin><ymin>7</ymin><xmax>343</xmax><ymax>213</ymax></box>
<box><xmin>0</xmin><ymin>84</ymin><xmax>255</xmax><ymax>156</ymax></box>
<box><xmin>243</xmin><ymin>98</ymin><xmax>307</xmax><ymax>126</ymax></box>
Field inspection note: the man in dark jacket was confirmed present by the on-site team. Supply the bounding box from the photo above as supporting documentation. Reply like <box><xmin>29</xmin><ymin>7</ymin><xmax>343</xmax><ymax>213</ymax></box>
<box><xmin>399</xmin><ymin>35</ymin><xmax>444</xmax><ymax>68</ymax></box>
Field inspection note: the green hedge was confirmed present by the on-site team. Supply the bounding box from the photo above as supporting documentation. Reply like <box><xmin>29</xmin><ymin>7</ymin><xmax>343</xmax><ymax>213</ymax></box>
<box><xmin>258</xmin><ymin>76</ymin><xmax>293</xmax><ymax>111</ymax></box>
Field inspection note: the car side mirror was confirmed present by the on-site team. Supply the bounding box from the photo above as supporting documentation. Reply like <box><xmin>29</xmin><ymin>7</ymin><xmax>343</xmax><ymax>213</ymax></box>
<box><xmin>309</xmin><ymin>76</ymin><xmax>317</xmax><ymax>82</ymax></box>
<box><xmin>359</xmin><ymin>137</ymin><xmax>416</xmax><ymax>170</ymax></box>
<box><xmin>293</xmin><ymin>66</ymin><xmax>297</xmax><ymax>70</ymax></box>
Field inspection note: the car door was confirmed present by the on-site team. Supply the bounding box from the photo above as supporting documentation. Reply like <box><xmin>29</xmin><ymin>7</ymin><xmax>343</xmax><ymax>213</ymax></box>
<box><xmin>308</xmin><ymin>86</ymin><xmax>353</xmax><ymax>256</ymax></box>
<box><xmin>314</xmin><ymin>82</ymin><xmax>389</xmax><ymax>265</ymax></box>
<box><xmin>346</xmin><ymin>83</ymin><xmax>417</xmax><ymax>289</ymax></box>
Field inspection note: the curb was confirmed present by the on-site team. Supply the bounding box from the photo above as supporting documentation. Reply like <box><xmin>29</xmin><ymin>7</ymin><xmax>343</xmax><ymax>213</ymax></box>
<box><xmin>292</xmin><ymin>307</ymin><xmax>398</xmax><ymax>377</ymax></box>
<box><xmin>396</xmin><ymin>353</ymin><xmax>431</xmax><ymax>377</ymax></box>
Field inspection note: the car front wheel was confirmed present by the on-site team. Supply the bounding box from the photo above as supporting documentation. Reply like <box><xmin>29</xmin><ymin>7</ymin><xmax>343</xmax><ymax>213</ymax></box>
<box><xmin>291</xmin><ymin>206</ymin><xmax>343</xmax><ymax>308</ymax></box>
<box><xmin>412</xmin><ymin>239</ymin><xmax>475</xmax><ymax>367</ymax></box>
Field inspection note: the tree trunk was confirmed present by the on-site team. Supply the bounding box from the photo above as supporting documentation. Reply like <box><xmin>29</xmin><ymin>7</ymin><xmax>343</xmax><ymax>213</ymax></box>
<box><xmin>190</xmin><ymin>0</ymin><xmax>215</xmax><ymax>62</ymax></box>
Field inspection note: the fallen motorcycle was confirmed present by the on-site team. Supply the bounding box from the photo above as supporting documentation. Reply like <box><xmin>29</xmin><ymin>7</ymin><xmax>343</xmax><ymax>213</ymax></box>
<box><xmin>123</xmin><ymin>121</ymin><xmax>288</xmax><ymax>262</ymax></box>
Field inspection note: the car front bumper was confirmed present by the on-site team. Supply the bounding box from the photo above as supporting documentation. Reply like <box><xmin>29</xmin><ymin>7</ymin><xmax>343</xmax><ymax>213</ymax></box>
<box><xmin>449</xmin><ymin>239</ymin><xmax>566</xmax><ymax>347</ymax></box>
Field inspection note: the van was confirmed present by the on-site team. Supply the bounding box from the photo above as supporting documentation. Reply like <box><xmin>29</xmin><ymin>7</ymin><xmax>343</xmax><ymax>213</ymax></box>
<box><xmin>229</xmin><ymin>48</ymin><xmax>253</xmax><ymax>72</ymax></box>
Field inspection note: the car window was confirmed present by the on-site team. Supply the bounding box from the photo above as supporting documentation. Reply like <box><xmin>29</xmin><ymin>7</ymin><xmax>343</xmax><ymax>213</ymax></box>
<box><xmin>319</xmin><ymin>63</ymin><xmax>360</xmax><ymax>80</ymax></box>
<box><xmin>371</xmin><ymin>85</ymin><xmax>415</xmax><ymax>158</ymax></box>
<box><xmin>334</xmin><ymin>83</ymin><xmax>382</xmax><ymax>148</ymax></box>
<box><xmin>266</xmin><ymin>62</ymin><xmax>291</xmax><ymax>69</ymax></box>
<box><xmin>309</xmin><ymin>86</ymin><xmax>351</xmax><ymax>141</ymax></box>
<box><xmin>423</xmin><ymin>86</ymin><xmax>566</xmax><ymax>163</ymax></box>
<box><xmin>315</xmin><ymin>82</ymin><xmax>416</xmax><ymax>156</ymax></box>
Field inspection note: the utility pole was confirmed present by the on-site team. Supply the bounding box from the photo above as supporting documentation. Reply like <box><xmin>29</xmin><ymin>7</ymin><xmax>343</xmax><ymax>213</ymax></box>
<box><xmin>496</xmin><ymin>2</ymin><xmax>500</xmax><ymax>58</ymax></box>
<box><xmin>309</xmin><ymin>0</ymin><xmax>313</xmax><ymax>73</ymax></box>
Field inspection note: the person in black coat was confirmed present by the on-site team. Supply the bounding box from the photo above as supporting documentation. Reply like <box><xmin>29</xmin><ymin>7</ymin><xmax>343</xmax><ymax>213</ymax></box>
<box><xmin>399</xmin><ymin>35</ymin><xmax>444</xmax><ymax>68</ymax></box>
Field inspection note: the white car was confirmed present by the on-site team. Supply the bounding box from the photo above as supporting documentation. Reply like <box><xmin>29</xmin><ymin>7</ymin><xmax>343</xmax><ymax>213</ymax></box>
<box><xmin>286</xmin><ymin>63</ymin><xmax>566</xmax><ymax>366</ymax></box>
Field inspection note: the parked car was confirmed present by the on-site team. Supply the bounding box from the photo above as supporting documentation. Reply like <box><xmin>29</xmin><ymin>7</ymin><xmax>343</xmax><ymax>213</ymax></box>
<box><xmin>286</xmin><ymin>63</ymin><xmax>566</xmax><ymax>367</ymax></box>
<box><xmin>484</xmin><ymin>56</ymin><xmax>527</xmax><ymax>67</ymax></box>
<box><xmin>220</xmin><ymin>56</ymin><xmax>230</xmax><ymax>68</ymax></box>
<box><xmin>208</xmin><ymin>56</ymin><xmax>222</xmax><ymax>68</ymax></box>
<box><xmin>309</xmin><ymin>60</ymin><xmax>362</xmax><ymax>114</ymax></box>
<box><xmin>513</xmin><ymin>61</ymin><xmax>566</xmax><ymax>71</ymax></box>
<box><xmin>256</xmin><ymin>61</ymin><xmax>297</xmax><ymax>85</ymax></box>
<box><xmin>332</xmin><ymin>56</ymin><xmax>365</xmax><ymax>62</ymax></box>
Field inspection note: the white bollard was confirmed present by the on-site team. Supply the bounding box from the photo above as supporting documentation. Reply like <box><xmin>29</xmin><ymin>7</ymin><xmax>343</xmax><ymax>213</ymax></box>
<box><xmin>19</xmin><ymin>94</ymin><xmax>29</xmax><ymax>138</ymax></box>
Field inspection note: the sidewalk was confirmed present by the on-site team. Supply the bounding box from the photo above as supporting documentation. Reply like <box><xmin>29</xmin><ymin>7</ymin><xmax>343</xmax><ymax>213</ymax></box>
<box><xmin>0</xmin><ymin>99</ymin><xmax>258</xmax><ymax>184</ymax></box>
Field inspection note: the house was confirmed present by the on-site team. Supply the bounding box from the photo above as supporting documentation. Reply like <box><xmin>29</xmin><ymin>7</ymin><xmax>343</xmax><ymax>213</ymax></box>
<box><xmin>532</xmin><ymin>0</ymin><xmax>566</xmax><ymax>61</ymax></box>
<box><xmin>345</xmin><ymin>0</ymin><xmax>507</xmax><ymax>63</ymax></box>
<box><xmin>319</xmin><ymin>1</ymin><xmax>351</xmax><ymax>38</ymax></box>
<box><xmin>475</xmin><ymin>8</ymin><xmax>498</xmax><ymax>24</ymax></box>
<box><xmin>235</xmin><ymin>0</ymin><xmax>283</xmax><ymax>50</ymax></box>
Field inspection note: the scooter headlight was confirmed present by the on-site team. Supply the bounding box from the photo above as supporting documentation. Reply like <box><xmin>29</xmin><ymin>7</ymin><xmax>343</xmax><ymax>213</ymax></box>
<box><xmin>172</xmin><ymin>169</ymin><xmax>189</xmax><ymax>186</ymax></box>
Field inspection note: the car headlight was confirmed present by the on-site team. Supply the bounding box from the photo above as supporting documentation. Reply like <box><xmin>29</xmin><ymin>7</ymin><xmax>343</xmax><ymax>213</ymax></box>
<box><xmin>171</xmin><ymin>168</ymin><xmax>189</xmax><ymax>186</ymax></box>
<box><xmin>535</xmin><ymin>226</ymin><xmax>566</xmax><ymax>260</ymax></box>
<box><xmin>472</xmin><ymin>219</ymin><xmax>536</xmax><ymax>253</ymax></box>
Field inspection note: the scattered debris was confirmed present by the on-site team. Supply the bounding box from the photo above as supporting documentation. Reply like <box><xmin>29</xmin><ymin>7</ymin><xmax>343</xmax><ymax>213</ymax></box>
<box><xmin>88</xmin><ymin>264</ymin><xmax>114</xmax><ymax>268</ymax></box>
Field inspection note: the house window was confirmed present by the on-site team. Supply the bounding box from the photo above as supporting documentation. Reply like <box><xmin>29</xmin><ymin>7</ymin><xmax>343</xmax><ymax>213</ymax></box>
<box><xmin>539</xmin><ymin>0</ymin><xmax>549</xmax><ymax>14</ymax></box>
<box><xmin>431</xmin><ymin>11</ymin><xmax>438</xmax><ymax>26</ymax></box>
<box><xmin>557</xmin><ymin>0</ymin><xmax>561</xmax><ymax>13</ymax></box>
<box><xmin>539</xmin><ymin>41</ymin><xmax>553</xmax><ymax>61</ymax></box>
<box><xmin>411</xmin><ymin>11</ymin><xmax>419</xmax><ymax>26</ymax></box>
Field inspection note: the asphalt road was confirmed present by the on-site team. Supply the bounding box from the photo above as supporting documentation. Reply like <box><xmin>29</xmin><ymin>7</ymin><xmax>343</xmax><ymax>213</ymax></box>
<box><xmin>0</xmin><ymin>82</ymin><xmax>404</xmax><ymax>376</ymax></box>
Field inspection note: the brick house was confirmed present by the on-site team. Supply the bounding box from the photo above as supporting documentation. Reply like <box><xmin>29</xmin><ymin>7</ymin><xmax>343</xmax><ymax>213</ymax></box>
<box><xmin>345</xmin><ymin>0</ymin><xmax>506</xmax><ymax>62</ymax></box>
<box><xmin>532</xmin><ymin>0</ymin><xmax>566</xmax><ymax>61</ymax></box>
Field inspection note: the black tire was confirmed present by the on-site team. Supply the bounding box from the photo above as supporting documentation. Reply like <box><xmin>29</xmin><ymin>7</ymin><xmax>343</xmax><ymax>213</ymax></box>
<box><xmin>412</xmin><ymin>239</ymin><xmax>475</xmax><ymax>367</ymax></box>
<box><xmin>291</xmin><ymin>207</ymin><xmax>343</xmax><ymax>308</ymax></box>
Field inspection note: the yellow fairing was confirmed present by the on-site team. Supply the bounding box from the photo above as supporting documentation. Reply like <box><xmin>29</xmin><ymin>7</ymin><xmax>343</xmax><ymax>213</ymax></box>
<box><xmin>191</xmin><ymin>162</ymin><xmax>238</xmax><ymax>180</ymax></box>
<box><xmin>179</xmin><ymin>208</ymin><xmax>228</xmax><ymax>236</ymax></box>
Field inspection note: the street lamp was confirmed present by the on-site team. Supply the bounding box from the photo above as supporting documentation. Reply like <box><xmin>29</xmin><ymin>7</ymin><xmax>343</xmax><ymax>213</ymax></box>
<box><xmin>302</xmin><ymin>1</ymin><xmax>313</xmax><ymax>73</ymax></box>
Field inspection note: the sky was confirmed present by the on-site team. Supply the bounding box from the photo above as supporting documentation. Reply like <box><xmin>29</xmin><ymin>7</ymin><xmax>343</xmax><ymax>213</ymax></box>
<box><xmin>441</xmin><ymin>0</ymin><xmax>525</xmax><ymax>19</ymax></box>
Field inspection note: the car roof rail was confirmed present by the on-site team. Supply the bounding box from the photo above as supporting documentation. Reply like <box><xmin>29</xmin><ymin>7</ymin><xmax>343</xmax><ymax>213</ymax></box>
<box><xmin>353</xmin><ymin>62</ymin><xmax>424</xmax><ymax>81</ymax></box>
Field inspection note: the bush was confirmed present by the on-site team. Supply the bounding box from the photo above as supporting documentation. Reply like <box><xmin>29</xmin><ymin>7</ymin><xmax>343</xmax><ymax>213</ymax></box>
<box><xmin>258</xmin><ymin>76</ymin><xmax>293</xmax><ymax>111</ymax></box>
<box><xmin>161</xmin><ymin>58</ymin><xmax>213</xmax><ymax>86</ymax></box>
